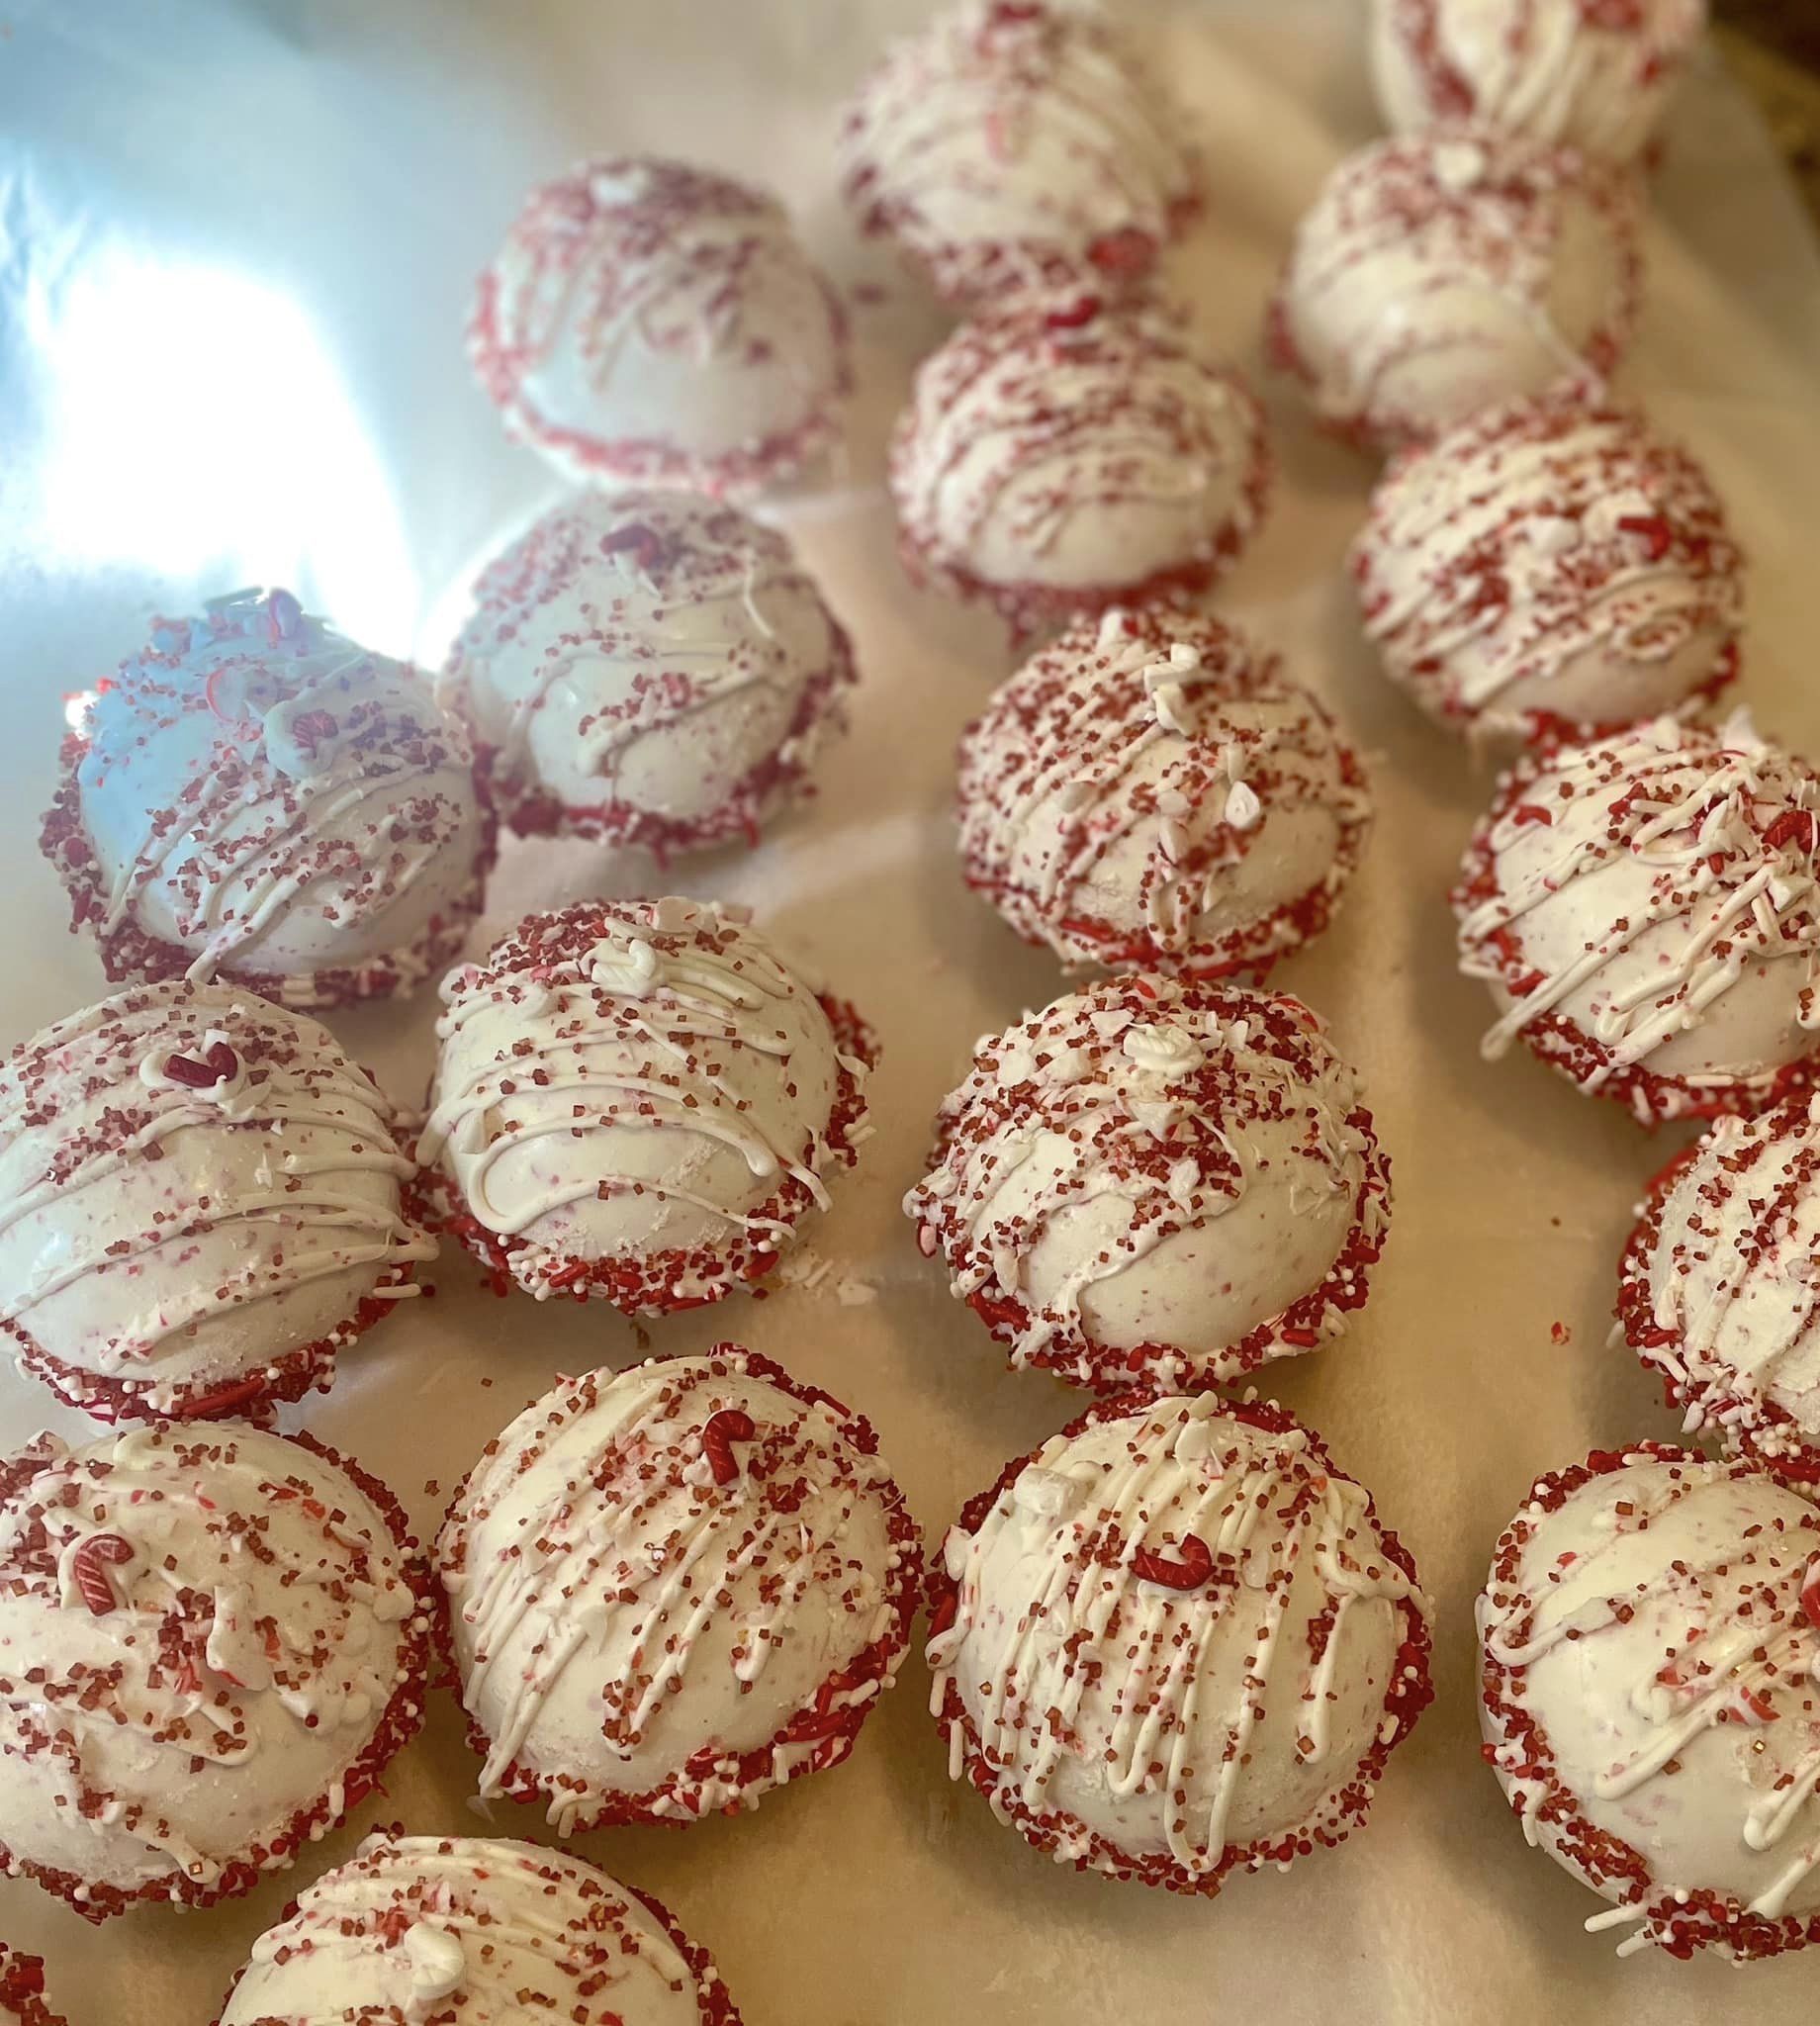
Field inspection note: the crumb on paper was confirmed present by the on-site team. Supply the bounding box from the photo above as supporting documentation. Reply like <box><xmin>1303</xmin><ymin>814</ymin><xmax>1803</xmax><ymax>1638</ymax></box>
<box><xmin>1550</xmin><ymin>1321</ymin><xmax>1572</xmax><ymax>1345</ymax></box>
<box><xmin>777</xmin><ymin>1244</ymin><xmax>878</xmax><ymax>1308</ymax></box>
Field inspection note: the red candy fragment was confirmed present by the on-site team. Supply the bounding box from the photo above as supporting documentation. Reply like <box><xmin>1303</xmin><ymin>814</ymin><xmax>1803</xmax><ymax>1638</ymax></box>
<box><xmin>71</xmin><ymin>1532</ymin><xmax>134</xmax><ymax>1615</ymax></box>
<box><xmin>289</xmin><ymin>707</ymin><xmax>340</xmax><ymax>756</ymax></box>
<box><xmin>1764</xmin><ymin>809</ymin><xmax>1817</xmax><ymax>854</ymax></box>
<box><xmin>1132</xmin><ymin>1532</ymin><xmax>1214</xmax><ymax>1592</ymax></box>
<box><xmin>1087</xmin><ymin>226</ymin><xmax>1158</xmax><ymax>278</ymax></box>
<box><xmin>1615</xmin><ymin>512</ymin><xmax>1673</xmax><ymax>561</ymax></box>
<box><xmin>702</xmin><ymin>1408</ymin><xmax>758</xmax><ymax>1486</ymax></box>
<box><xmin>599</xmin><ymin>521</ymin><xmax>667</xmax><ymax>576</ymax></box>
<box><xmin>163</xmin><ymin>1040</ymin><xmax>239</xmax><ymax>1089</ymax></box>
<box><xmin>1044</xmin><ymin>293</ymin><xmax>1103</xmax><ymax>333</ymax></box>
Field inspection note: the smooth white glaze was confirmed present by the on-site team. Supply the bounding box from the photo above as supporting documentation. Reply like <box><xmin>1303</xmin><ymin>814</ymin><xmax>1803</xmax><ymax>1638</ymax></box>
<box><xmin>1370</xmin><ymin>0</ymin><xmax>1706</xmax><ymax>165</ymax></box>
<box><xmin>956</xmin><ymin>605</ymin><xmax>1369</xmax><ymax>973</ymax></box>
<box><xmin>1480</xmin><ymin>1450</ymin><xmax>1820</xmax><ymax>1954</ymax></box>
<box><xmin>219</xmin><ymin>1831</ymin><xmax>715</xmax><ymax>2024</ymax></box>
<box><xmin>930</xmin><ymin>1395</ymin><xmax>1424</xmax><ymax>1880</ymax></box>
<box><xmin>51</xmin><ymin>588</ymin><xmax>486</xmax><ymax>1008</ymax></box>
<box><xmin>1271</xmin><ymin>125</ymin><xmax>1639</xmax><ymax>450</ymax></box>
<box><xmin>1355</xmin><ymin>395</ymin><xmax>1742</xmax><ymax>736</ymax></box>
<box><xmin>441</xmin><ymin>490</ymin><xmax>853</xmax><ymax>851</ymax></box>
<box><xmin>469</xmin><ymin>155</ymin><xmax>847</xmax><ymax>495</ymax></box>
<box><xmin>441</xmin><ymin>1350</ymin><xmax>909</xmax><ymax>1828</ymax></box>
<box><xmin>839</xmin><ymin>0</ymin><xmax>1197</xmax><ymax>304</ymax></box>
<box><xmin>0</xmin><ymin>981</ymin><xmax>430</xmax><ymax>1416</ymax></box>
<box><xmin>0</xmin><ymin>1424</ymin><xmax>420</xmax><ymax>1901</ymax></box>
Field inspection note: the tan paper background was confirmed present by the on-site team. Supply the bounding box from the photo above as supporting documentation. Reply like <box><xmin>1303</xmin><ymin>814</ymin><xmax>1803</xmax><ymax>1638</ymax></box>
<box><xmin>2</xmin><ymin>0</ymin><xmax>1819</xmax><ymax>2016</ymax></box>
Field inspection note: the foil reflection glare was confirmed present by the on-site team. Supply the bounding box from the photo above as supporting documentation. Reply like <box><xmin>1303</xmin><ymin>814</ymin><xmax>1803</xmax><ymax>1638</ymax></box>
<box><xmin>39</xmin><ymin>248</ymin><xmax>417</xmax><ymax>653</ymax></box>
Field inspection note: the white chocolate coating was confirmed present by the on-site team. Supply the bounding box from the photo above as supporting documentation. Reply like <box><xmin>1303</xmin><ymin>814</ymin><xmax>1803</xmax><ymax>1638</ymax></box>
<box><xmin>219</xmin><ymin>1831</ymin><xmax>729</xmax><ymax>2025</ymax></box>
<box><xmin>839</xmin><ymin>0</ymin><xmax>1198</xmax><ymax>305</ymax></box>
<box><xmin>1623</xmin><ymin>1095</ymin><xmax>1820</xmax><ymax>1456</ymax></box>
<box><xmin>929</xmin><ymin>1394</ymin><xmax>1429</xmax><ymax>1888</ymax></box>
<box><xmin>0</xmin><ymin>1423</ymin><xmax>423</xmax><ymax>1911</ymax></box>
<box><xmin>1355</xmin><ymin>395</ymin><xmax>1742</xmax><ymax>738</ymax></box>
<box><xmin>890</xmin><ymin>290</ymin><xmax>1269</xmax><ymax>632</ymax></box>
<box><xmin>441</xmin><ymin>1349</ymin><xmax>914</xmax><ymax>1830</ymax></box>
<box><xmin>1480</xmin><ymin>1448</ymin><xmax>1820</xmax><ymax>1958</ymax></box>
<box><xmin>419</xmin><ymin>898</ymin><xmax>872</xmax><ymax>1311</ymax></box>
<box><xmin>903</xmin><ymin>974</ymin><xmax>1390</xmax><ymax>1392</ymax></box>
<box><xmin>1453</xmin><ymin>714</ymin><xmax>1820</xmax><ymax>1122</ymax></box>
<box><xmin>1370</xmin><ymin>0</ymin><xmax>1706</xmax><ymax>166</ymax></box>
<box><xmin>469</xmin><ymin>156</ymin><xmax>848</xmax><ymax>497</ymax></box>
<box><xmin>440</xmin><ymin>490</ymin><xmax>854</xmax><ymax>854</ymax></box>
<box><xmin>0</xmin><ymin>981</ymin><xmax>431</xmax><ymax>1420</ymax></box>
<box><xmin>1269</xmin><ymin>125</ymin><xmax>1640</xmax><ymax>451</ymax></box>
<box><xmin>956</xmin><ymin>605</ymin><xmax>1370</xmax><ymax>976</ymax></box>
<box><xmin>44</xmin><ymin>589</ymin><xmax>489</xmax><ymax>1009</ymax></box>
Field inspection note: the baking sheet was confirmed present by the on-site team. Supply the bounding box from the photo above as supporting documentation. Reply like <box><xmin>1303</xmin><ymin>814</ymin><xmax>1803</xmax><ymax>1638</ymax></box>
<box><xmin>3</xmin><ymin>0</ymin><xmax>1820</xmax><ymax>2018</ymax></box>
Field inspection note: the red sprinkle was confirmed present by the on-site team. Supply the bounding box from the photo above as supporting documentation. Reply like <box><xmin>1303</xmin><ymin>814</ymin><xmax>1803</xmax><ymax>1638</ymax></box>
<box><xmin>1133</xmin><ymin>1533</ymin><xmax>1214</xmax><ymax>1592</ymax></box>
<box><xmin>1512</xmin><ymin>804</ymin><xmax>1554</xmax><ymax>828</ymax></box>
<box><xmin>1800</xmin><ymin>1555</ymin><xmax>1820</xmax><ymax>1632</ymax></box>
<box><xmin>702</xmin><ymin>1408</ymin><xmax>757</xmax><ymax>1487</ymax></box>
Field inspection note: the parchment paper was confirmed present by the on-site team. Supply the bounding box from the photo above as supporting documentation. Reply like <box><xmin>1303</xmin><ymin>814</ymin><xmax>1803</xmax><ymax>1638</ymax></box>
<box><xmin>2</xmin><ymin>1</ymin><xmax>1819</xmax><ymax>2019</ymax></box>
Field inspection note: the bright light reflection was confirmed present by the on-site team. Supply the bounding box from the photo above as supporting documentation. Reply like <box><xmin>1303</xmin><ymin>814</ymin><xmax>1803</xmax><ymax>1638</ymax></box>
<box><xmin>39</xmin><ymin>248</ymin><xmax>418</xmax><ymax>655</ymax></box>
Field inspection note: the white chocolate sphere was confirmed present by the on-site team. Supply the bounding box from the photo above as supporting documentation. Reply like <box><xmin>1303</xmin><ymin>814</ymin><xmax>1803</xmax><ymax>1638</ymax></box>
<box><xmin>1453</xmin><ymin>715</ymin><xmax>1820</xmax><ymax>1123</ymax></box>
<box><xmin>1269</xmin><ymin>125</ymin><xmax>1640</xmax><ymax>451</ymax></box>
<box><xmin>469</xmin><ymin>156</ymin><xmax>848</xmax><ymax>497</ymax></box>
<box><xmin>1480</xmin><ymin>1446</ymin><xmax>1820</xmax><ymax>1960</ymax></box>
<box><xmin>419</xmin><ymin>898</ymin><xmax>872</xmax><ymax>1312</ymax></box>
<box><xmin>220</xmin><ymin>1831</ymin><xmax>739</xmax><ymax>2025</ymax></box>
<box><xmin>929</xmin><ymin>1392</ymin><xmax>1431</xmax><ymax>1892</ymax></box>
<box><xmin>1370</xmin><ymin>0</ymin><xmax>1706</xmax><ymax>166</ymax></box>
<box><xmin>890</xmin><ymin>290</ymin><xmax>1269</xmax><ymax>636</ymax></box>
<box><xmin>0</xmin><ymin>1423</ymin><xmax>425</xmax><ymax>1917</ymax></box>
<box><xmin>0</xmin><ymin>980</ymin><xmax>431</xmax><ymax>1422</ymax></box>
<box><xmin>839</xmin><ymin>0</ymin><xmax>1199</xmax><ymax>306</ymax></box>
<box><xmin>904</xmin><ymin>974</ymin><xmax>1390</xmax><ymax>1392</ymax></box>
<box><xmin>441</xmin><ymin>490</ymin><xmax>854</xmax><ymax>854</ymax></box>
<box><xmin>1620</xmin><ymin>1095</ymin><xmax>1820</xmax><ymax>1469</ymax></box>
<box><xmin>43</xmin><ymin>588</ymin><xmax>490</xmax><ymax>1010</ymax></box>
<box><xmin>956</xmin><ymin>605</ymin><xmax>1370</xmax><ymax>976</ymax></box>
<box><xmin>1354</xmin><ymin>394</ymin><xmax>1743</xmax><ymax>738</ymax></box>
<box><xmin>440</xmin><ymin>1347</ymin><xmax>916</xmax><ymax>1831</ymax></box>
